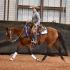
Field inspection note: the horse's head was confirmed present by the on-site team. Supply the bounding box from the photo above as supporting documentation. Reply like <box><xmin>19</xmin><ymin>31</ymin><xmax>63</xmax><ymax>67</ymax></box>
<box><xmin>6</xmin><ymin>27</ymin><xmax>23</xmax><ymax>40</ymax></box>
<box><xmin>6</xmin><ymin>27</ymin><xmax>15</xmax><ymax>40</ymax></box>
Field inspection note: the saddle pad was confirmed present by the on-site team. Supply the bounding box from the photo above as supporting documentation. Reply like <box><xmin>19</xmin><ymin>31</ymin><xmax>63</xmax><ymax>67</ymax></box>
<box><xmin>41</xmin><ymin>29</ymin><xmax>48</xmax><ymax>34</ymax></box>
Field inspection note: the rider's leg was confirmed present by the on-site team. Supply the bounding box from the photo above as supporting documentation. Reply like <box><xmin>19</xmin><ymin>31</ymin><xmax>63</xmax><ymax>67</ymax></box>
<box><xmin>34</xmin><ymin>32</ymin><xmax>37</xmax><ymax>41</ymax></box>
<box><xmin>31</xmin><ymin>25</ymin><xmax>37</xmax><ymax>44</ymax></box>
<box><xmin>32</xmin><ymin>33</ymin><xmax>37</xmax><ymax>44</ymax></box>
<box><xmin>34</xmin><ymin>25</ymin><xmax>41</xmax><ymax>41</ymax></box>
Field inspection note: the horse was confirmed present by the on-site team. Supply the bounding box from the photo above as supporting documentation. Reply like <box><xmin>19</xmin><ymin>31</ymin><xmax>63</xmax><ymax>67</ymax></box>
<box><xmin>5</xmin><ymin>25</ymin><xmax>68</xmax><ymax>62</ymax></box>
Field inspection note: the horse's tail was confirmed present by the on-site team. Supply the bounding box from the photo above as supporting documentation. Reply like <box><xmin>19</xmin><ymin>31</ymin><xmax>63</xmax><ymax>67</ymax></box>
<box><xmin>58</xmin><ymin>30</ymin><xmax>68</xmax><ymax>56</ymax></box>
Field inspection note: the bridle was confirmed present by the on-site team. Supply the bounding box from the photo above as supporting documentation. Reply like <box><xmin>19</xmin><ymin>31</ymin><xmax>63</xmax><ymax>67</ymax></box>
<box><xmin>6</xmin><ymin>27</ymin><xmax>24</xmax><ymax>43</ymax></box>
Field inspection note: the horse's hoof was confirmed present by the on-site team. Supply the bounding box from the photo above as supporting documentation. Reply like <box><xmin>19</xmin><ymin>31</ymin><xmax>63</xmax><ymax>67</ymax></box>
<box><xmin>31</xmin><ymin>41</ymin><xmax>37</xmax><ymax>44</ymax></box>
<box><xmin>36</xmin><ymin>58</ymin><xmax>40</xmax><ymax>62</ymax></box>
<box><xmin>9</xmin><ymin>58</ymin><xmax>14</xmax><ymax>61</ymax></box>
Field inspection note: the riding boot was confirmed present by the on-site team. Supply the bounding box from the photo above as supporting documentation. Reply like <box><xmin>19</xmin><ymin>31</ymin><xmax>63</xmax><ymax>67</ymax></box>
<box><xmin>31</xmin><ymin>34</ymin><xmax>37</xmax><ymax>44</ymax></box>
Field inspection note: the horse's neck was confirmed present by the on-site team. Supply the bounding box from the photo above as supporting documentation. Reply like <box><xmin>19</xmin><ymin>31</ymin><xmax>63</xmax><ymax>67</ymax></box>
<box><xmin>14</xmin><ymin>29</ymin><xmax>23</xmax><ymax>36</ymax></box>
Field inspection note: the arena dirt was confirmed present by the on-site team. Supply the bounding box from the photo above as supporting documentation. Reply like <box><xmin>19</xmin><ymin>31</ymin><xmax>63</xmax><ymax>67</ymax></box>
<box><xmin>0</xmin><ymin>55</ymin><xmax>70</xmax><ymax>70</ymax></box>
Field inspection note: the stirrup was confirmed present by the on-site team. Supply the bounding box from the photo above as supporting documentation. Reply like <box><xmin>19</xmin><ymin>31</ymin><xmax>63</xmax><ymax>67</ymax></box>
<box><xmin>31</xmin><ymin>40</ymin><xmax>37</xmax><ymax>44</ymax></box>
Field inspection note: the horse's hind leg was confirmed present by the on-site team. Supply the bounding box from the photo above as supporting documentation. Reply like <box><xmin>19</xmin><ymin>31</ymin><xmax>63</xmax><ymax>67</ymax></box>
<box><xmin>58</xmin><ymin>31</ymin><xmax>68</xmax><ymax>56</ymax></box>
<box><xmin>54</xmin><ymin>41</ymin><xmax>65</xmax><ymax>61</ymax></box>
<box><xmin>41</xmin><ymin>52</ymin><xmax>48</xmax><ymax>62</ymax></box>
<box><xmin>58</xmin><ymin>46</ymin><xmax>65</xmax><ymax>61</ymax></box>
<box><xmin>48</xmin><ymin>39</ymin><xmax>65</xmax><ymax>61</ymax></box>
<box><xmin>41</xmin><ymin>42</ymin><xmax>55</xmax><ymax>62</ymax></box>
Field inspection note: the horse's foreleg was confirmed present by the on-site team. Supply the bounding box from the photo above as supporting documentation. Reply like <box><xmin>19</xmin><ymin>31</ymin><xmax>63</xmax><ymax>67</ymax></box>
<box><xmin>10</xmin><ymin>52</ymin><xmax>18</xmax><ymax>61</ymax></box>
<box><xmin>55</xmin><ymin>41</ymin><xmax>65</xmax><ymax>61</ymax></box>
<box><xmin>9</xmin><ymin>45</ymin><xmax>20</xmax><ymax>61</ymax></box>
<box><xmin>31</xmin><ymin>54</ymin><xmax>40</xmax><ymax>62</ymax></box>
<box><xmin>28</xmin><ymin>44</ymin><xmax>40</xmax><ymax>62</ymax></box>
<box><xmin>31</xmin><ymin>54</ymin><xmax>36</xmax><ymax>59</ymax></box>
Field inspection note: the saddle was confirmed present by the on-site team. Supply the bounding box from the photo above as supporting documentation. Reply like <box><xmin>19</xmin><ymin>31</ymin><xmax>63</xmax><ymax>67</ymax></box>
<box><xmin>38</xmin><ymin>26</ymin><xmax>48</xmax><ymax>35</ymax></box>
<box><xmin>31</xmin><ymin>25</ymin><xmax>48</xmax><ymax>44</ymax></box>
<box><xmin>32</xmin><ymin>25</ymin><xmax>48</xmax><ymax>35</ymax></box>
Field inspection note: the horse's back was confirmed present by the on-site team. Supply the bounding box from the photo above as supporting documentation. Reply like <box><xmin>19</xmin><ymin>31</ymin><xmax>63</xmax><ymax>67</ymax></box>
<box><xmin>47</xmin><ymin>27</ymin><xmax>57</xmax><ymax>32</ymax></box>
<box><xmin>47</xmin><ymin>27</ymin><xmax>58</xmax><ymax>35</ymax></box>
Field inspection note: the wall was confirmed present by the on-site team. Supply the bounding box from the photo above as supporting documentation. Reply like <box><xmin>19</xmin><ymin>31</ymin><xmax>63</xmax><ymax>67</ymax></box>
<box><xmin>0</xmin><ymin>0</ymin><xmax>4</xmax><ymax>20</ymax></box>
<box><xmin>0</xmin><ymin>0</ymin><xmax>70</xmax><ymax>24</ymax></box>
<box><xmin>66</xmin><ymin>0</ymin><xmax>70</xmax><ymax>24</ymax></box>
<box><xmin>8</xmin><ymin>0</ymin><xmax>17</xmax><ymax>21</ymax></box>
<box><xmin>0</xmin><ymin>0</ymin><xmax>17</xmax><ymax>21</ymax></box>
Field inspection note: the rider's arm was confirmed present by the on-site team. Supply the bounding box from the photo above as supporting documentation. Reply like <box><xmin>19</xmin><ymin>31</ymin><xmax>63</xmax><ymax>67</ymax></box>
<box><xmin>36</xmin><ymin>12</ymin><xmax>40</xmax><ymax>23</ymax></box>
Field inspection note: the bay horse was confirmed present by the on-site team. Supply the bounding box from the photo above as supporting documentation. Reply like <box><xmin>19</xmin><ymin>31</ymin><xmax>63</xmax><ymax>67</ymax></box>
<box><xmin>5</xmin><ymin>26</ymin><xmax>68</xmax><ymax>62</ymax></box>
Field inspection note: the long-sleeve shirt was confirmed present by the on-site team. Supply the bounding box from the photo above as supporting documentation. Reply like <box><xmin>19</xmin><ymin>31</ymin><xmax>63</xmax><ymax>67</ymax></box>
<box><xmin>32</xmin><ymin>11</ymin><xmax>40</xmax><ymax>26</ymax></box>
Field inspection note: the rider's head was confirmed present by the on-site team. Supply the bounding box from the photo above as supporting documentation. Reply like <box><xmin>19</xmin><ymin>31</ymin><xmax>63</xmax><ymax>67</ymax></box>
<box><xmin>32</xmin><ymin>7</ymin><xmax>37</xmax><ymax>13</ymax></box>
<box><xmin>30</xmin><ymin>6</ymin><xmax>37</xmax><ymax>13</ymax></box>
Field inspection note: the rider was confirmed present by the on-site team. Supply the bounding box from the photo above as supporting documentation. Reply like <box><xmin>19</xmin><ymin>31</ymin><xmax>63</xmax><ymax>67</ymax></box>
<box><xmin>30</xmin><ymin>6</ymin><xmax>40</xmax><ymax>44</ymax></box>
